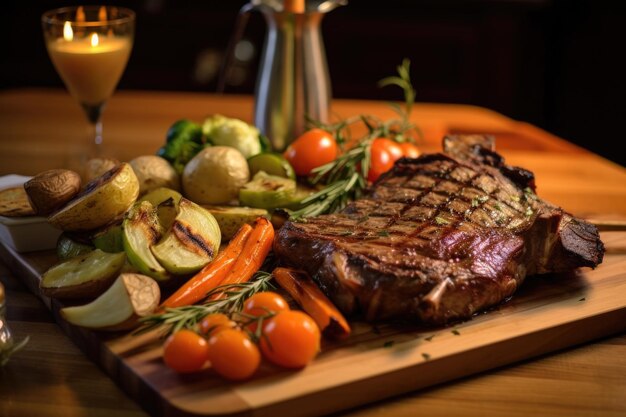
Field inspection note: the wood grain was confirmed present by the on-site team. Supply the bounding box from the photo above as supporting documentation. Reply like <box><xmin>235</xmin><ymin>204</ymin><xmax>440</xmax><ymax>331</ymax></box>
<box><xmin>1</xmin><ymin>89</ymin><xmax>626</xmax><ymax>417</ymax></box>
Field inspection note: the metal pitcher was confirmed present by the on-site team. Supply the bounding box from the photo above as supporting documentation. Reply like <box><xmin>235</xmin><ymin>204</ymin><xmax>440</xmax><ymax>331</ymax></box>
<box><xmin>245</xmin><ymin>0</ymin><xmax>346</xmax><ymax>151</ymax></box>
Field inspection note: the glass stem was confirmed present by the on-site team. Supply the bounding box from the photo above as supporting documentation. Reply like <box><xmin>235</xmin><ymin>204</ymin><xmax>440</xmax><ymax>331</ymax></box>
<box><xmin>91</xmin><ymin>119</ymin><xmax>103</xmax><ymax>155</ymax></box>
<box><xmin>82</xmin><ymin>103</ymin><xmax>104</xmax><ymax>158</ymax></box>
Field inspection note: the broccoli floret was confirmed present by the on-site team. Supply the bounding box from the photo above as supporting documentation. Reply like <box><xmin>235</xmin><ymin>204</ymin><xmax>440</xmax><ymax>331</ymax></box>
<box><xmin>157</xmin><ymin>120</ymin><xmax>206</xmax><ymax>174</ymax></box>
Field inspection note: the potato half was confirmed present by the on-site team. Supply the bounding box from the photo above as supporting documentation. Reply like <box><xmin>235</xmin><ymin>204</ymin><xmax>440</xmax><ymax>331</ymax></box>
<box><xmin>48</xmin><ymin>163</ymin><xmax>139</xmax><ymax>232</ymax></box>
<box><xmin>129</xmin><ymin>155</ymin><xmax>180</xmax><ymax>196</ymax></box>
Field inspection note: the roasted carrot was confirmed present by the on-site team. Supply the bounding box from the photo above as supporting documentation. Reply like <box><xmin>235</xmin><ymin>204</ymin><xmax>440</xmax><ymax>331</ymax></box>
<box><xmin>272</xmin><ymin>267</ymin><xmax>351</xmax><ymax>339</ymax></box>
<box><xmin>160</xmin><ymin>223</ymin><xmax>253</xmax><ymax>308</ymax></box>
<box><xmin>211</xmin><ymin>217</ymin><xmax>275</xmax><ymax>300</ymax></box>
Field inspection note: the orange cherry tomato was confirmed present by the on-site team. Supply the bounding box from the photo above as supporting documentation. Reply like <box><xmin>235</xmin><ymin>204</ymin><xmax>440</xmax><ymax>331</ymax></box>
<box><xmin>242</xmin><ymin>291</ymin><xmax>290</xmax><ymax>333</ymax></box>
<box><xmin>199</xmin><ymin>313</ymin><xmax>236</xmax><ymax>336</ymax></box>
<box><xmin>207</xmin><ymin>328</ymin><xmax>261</xmax><ymax>380</ymax></box>
<box><xmin>260</xmin><ymin>310</ymin><xmax>321</xmax><ymax>369</ymax></box>
<box><xmin>284</xmin><ymin>128</ymin><xmax>338</xmax><ymax>176</ymax></box>
<box><xmin>163</xmin><ymin>329</ymin><xmax>210</xmax><ymax>373</ymax></box>
<box><xmin>399</xmin><ymin>142</ymin><xmax>420</xmax><ymax>158</ymax></box>
<box><xmin>368</xmin><ymin>138</ymin><xmax>403</xmax><ymax>182</ymax></box>
<box><xmin>243</xmin><ymin>292</ymin><xmax>290</xmax><ymax>317</ymax></box>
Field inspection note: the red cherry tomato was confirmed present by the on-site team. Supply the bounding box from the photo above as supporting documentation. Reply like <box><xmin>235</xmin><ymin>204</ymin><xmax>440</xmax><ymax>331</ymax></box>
<box><xmin>207</xmin><ymin>328</ymin><xmax>261</xmax><ymax>380</ymax></box>
<box><xmin>260</xmin><ymin>310</ymin><xmax>321</xmax><ymax>369</ymax></box>
<box><xmin>368</xmin><ymin>138</ymin><xmax>403</xmax><ymax>182</ymax></box>
<box><xmin>163</xmin><ymin>330</ymin><xmax>210</xmax><ymax>373</ymax></box>
<box><xmin>399</xmin><ymin>142</ymin><xmax>420</xmax><ymax>158</ymax></box>
<box><xmin>380</xmin><ymin>138</ymin><xmax>404</xmax><ymax>161</ymax></box>
<box><xmin>284</xmin><ymin>129</ymin><xmax>338</xmax><ymax>176</ymax></box>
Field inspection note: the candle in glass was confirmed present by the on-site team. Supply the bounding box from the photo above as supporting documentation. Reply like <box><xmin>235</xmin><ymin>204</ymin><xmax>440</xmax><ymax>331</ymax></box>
<box><xmin>47</xmin><ymin>25</ymin><xmax>132</xmax><ymax>111</ymax></box>
<box><xmin>42</xmin><ymin>6</ymin><xmax>134</xmax><ymax>153</ymax></box>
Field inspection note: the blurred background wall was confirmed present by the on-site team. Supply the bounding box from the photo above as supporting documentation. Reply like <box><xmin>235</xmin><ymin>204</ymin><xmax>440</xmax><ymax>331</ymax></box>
<box><xmin>2</xmin><ymin>0</ymin><xmax>624</xmax><ymax>166</ymax></box>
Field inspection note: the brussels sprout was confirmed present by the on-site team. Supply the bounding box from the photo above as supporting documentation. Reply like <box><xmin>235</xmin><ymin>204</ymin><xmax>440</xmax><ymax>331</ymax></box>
<box><xmin>202</xmin><ymin>114</ymin><xmax>262</xmax><ymax>158</ymax></box>
<box><xmin>157</xmin><ymin>119</ymin><xmax>207</xmax><ymax>174</ymax></box>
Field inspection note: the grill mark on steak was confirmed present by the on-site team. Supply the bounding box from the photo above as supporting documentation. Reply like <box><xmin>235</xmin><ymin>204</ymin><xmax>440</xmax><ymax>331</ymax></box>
<box><xmin>274</xmin><ymin>135</ymin><xmax>604</xmax><ymax>325</ymax></box>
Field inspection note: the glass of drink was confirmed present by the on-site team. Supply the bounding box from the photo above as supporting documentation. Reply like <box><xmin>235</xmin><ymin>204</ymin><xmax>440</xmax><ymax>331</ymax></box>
<box><xmin>42</xmin><ymin>6</ymin><xmax>135</xmax><ymax>159</ymax></box>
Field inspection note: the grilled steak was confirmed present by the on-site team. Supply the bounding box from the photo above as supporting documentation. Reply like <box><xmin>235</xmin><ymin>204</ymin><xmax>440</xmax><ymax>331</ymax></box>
<box><xmin>274</xmin><ymin>135</ymin><xmax>604</xmax><ymax>325</ymax></box>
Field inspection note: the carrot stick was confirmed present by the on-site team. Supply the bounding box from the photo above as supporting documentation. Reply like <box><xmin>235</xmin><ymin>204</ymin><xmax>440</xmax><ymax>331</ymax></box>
<box><xmin>160</xmin><ymin>223</ymin><xmax>253</xmax><ymax>309</ymax></box>
<box><xmin>211</xmin><ymin>217</ymin><xmax>274</xmax><ymax>300</ymax></box>
<box><xmin>273</xmin><ymin>267</ymin><xmax>351</xmax><ymax>339</ymax></box>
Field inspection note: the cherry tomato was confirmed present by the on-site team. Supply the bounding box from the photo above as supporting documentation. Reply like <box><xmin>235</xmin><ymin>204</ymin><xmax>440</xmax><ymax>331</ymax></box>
<box><xmin>260</xmin><ymin>310</ymin><xmax>321</xmax><ymax>369</ymax></box>
<box><xmin>284</xmin><ymin>129</ymin><xmax>338</xmax><ymax>176</ymax></box>
<box><xmin>207</xmin><ymin>328</ymin><xmax>261</xmax><ymax>380</ymax></box>
<box><xmin>163</xmin><ymin>329</ymin><xmax>210</xmax><ymax>373</ymax></box>
<box><xmin>399</xmin><ymin>142</ymin><xmax>420</xmax><ymax>158</ymax></box>
<box><xmin>242</xmin><ymin>291</ymin><xmax>290</xmax><ymax>332</ymax></box>
<box><xmin>368</xmin><ymin>138</ymin><xmax>403</xmax><ymax>182</ymax></box>
<box><xmin>199</xmin><ymin>313</ymin><xmax>236</xmax><ymax>336</ymax></box>
<box><xmin>380</xmin><ymin>138</ymin><xmax>404</xmax><ymax>161</ymax></box>
<box><xmin>243</xmin><ymin>292</ymin><xmax>290</xmax><ymax>317</ymax></box>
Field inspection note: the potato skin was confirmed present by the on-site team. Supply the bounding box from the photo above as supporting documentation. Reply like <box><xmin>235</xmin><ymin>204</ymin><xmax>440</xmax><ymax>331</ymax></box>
<box><xmin>84</xmin><ymin>157</ymin><xmax>119</xmax><ymax>183</ymax></box>
<box><xmin>24</xmin><ymin>169</ymin><xmax>81</xmax><ymax>216</ymax></box>
<box><xmin>129</xmin><ymin>155</ymin><xmax>180</xmax><ymax>196</ymax></box>
<box><xmin>182</xmin><ymin>146</ymin><xmax>249</xmax><ymax>205</ymax></box>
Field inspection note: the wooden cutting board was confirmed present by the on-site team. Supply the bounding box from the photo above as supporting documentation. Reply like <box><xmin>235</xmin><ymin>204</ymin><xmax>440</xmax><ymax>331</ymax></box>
<box><xmin>1</xmin><ymin>231</ymin><xmax>625</xmax><ymax>417</ymax></box>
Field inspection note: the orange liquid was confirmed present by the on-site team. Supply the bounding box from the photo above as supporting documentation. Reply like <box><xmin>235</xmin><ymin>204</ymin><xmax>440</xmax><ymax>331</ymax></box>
<box><xmin>47</xmin><ymin>37</ymin><xmax>132</xmax><ymax>106</ymax></box>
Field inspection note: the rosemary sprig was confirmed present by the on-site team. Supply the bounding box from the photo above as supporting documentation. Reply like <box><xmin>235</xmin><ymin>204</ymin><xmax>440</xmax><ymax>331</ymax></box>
<box><xmin>378</xmin><ymin>58</ymin><xmax>418</xmax><ymax>143</ymax></box>
<box><xmin>136</xmin><ymin>271</ymin><xmax>274</xmax><ymax>336</ymax></box>
<box><xmin>288</xmin><ymin>60</ymin><xmax>420</xmax><ymax>220</ymax></box>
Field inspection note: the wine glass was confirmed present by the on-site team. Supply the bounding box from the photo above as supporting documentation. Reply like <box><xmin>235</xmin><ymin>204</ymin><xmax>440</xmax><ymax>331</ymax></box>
<box><xmin>42</xmin><ymin>6</ymin><xmax>135</xmax><ymax>159</ymax></box>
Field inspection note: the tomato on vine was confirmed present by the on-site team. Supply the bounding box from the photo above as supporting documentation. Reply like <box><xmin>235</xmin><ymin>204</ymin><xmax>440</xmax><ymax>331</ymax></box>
<box><xmin>243</xmin><ymin>292</ymin><xmax>290</xmax><ymax>317</ymax></box>
<box><xmin>284</xmin><ymin>128</ymin><xmax>338</xmax><ymax>176</ymax></box>
<box><xmin>368</xmin><ymin>138</ymin><xmax>421</xmax><ymax>182</ymax></box>
<box><xmin>260</xmin><ymin>310</ymin><xmax>321</xmax><ymax>368</ymax></box>
<box><xmin>207</xmin><ymin>328</ymin><xmax>261</xmax><ymax>380</ymax></box>
<box><xmin>368</xmin><ymin>138</ymin><xmax>402</xmax><ymax>182</ymax></box>
<box><xmin>163</xmin><ymin>329</ymin><xmax>210</xmax><ymax>373</ymax></box>
<box><xmin>242</xmin><ymin>291</ymin><xmax>290</xmax><ymax>332</ymax></box>
<box><xmin>399</xmin><ymin>142</ymin><xmax>420</xmax><ymax>158</ymax></box>
<box><xmin>198</xmin><ymin>313</ymin><xmax>236</xmax><ymax>336</ymax></box>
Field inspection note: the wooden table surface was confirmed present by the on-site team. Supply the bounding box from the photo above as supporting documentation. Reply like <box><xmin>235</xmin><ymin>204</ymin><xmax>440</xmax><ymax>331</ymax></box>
<box><xmin>1</xmin><ymin>88</ymin><xmax>625</xmax><ymax>417</ymax></box>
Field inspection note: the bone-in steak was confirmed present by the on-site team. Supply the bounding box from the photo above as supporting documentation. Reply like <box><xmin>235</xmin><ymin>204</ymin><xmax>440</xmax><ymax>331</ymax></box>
<box><xmin>274</xmin><ymin>135</ymin><xmax>604</xmax><ymax>325</ymax></box>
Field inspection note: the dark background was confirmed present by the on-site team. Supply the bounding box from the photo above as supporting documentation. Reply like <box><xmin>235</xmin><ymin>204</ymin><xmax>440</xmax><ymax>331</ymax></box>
<box><xmin>2</xmin><ymin>0</ymin><xmax>625</xmax><ymax>166</ymax></box>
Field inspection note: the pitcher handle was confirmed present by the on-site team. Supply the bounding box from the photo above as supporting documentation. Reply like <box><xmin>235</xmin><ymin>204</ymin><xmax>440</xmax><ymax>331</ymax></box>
<box><xmin>216</xmin><ymin>3</ymin><xmax>256</xmax><ymax>94</ymax></box>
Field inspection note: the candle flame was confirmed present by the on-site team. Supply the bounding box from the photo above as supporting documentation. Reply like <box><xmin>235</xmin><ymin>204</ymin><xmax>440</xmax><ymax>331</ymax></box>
<box><xmin>98</xmin><ymin>6</ymin><xmax>107</xmax><ymax>22</ymax></box>
<box><xmin>90</xmin><ymin>33</ymin><xmax>99</xmax><ymax>47</ymax></box>
<box><xmin>63</xmin><ymin>21</ymin><xmax>73</xmax><ymax>41</ymax></box>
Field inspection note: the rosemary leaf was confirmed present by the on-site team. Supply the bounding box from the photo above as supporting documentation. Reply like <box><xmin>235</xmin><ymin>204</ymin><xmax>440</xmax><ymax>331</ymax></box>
<box><xmin>135</xmin><ymin>271</ymin><xmax>274</xmax><ymax>336</ymax></box>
